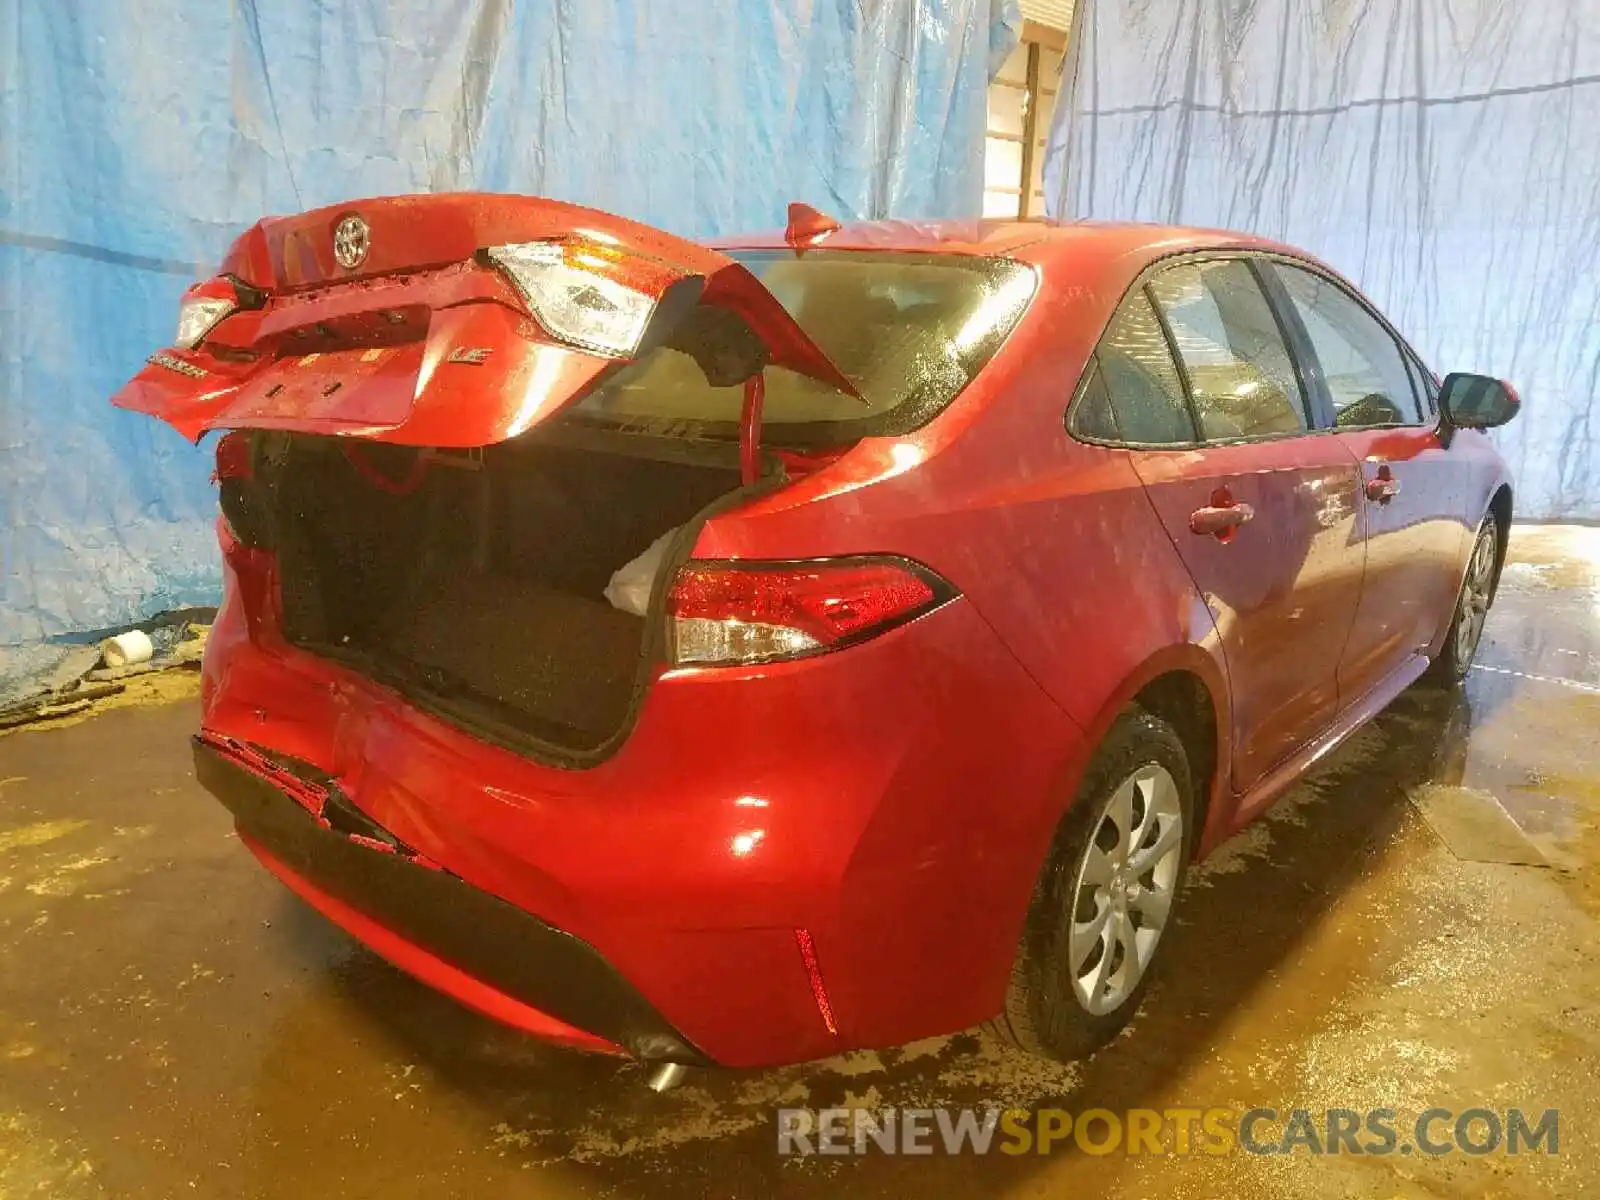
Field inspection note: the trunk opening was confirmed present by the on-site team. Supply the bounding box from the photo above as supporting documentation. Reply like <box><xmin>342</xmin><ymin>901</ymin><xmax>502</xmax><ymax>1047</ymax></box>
<box><xmin>250</xmin><ymin>428</ymin><xmax>750</xmax><ymax>762</ymax></box>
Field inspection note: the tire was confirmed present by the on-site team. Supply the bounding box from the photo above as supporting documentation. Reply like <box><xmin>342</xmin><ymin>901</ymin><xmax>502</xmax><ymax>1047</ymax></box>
<box><xmin>1425</xmin><ymin>516</ymin><xmax>1500</xmax><ymax>686</ymax></box>
<box><xmin>988</xmin><ymin>707</ymin><xmax>1196</xmax><ymax>1061</ymax></box>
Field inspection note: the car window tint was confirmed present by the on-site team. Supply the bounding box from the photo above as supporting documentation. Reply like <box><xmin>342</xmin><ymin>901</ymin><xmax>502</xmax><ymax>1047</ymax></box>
<box><xmin>1096</xmin><ymin>291</ymin><xmax>1194</xmax><ymax>445</ymax></box>
<box><xmin>1148</xmin><ymin>260</ymin><xmax>1307</xmax><ymax>442</ymax></box>
<box><xmin>1070</xmin><ymin>358</ymin><xmax>1122</xmax><ymax>441</ymax></box>
<box><xmin>1274</xmin><ymin>265</ymin><xmax>1423</xmax><ymax>428</ymax></box>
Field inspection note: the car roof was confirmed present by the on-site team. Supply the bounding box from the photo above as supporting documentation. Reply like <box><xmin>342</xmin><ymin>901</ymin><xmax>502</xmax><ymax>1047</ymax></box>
<box><xmin>714</xmin><ymin>217</ymin><xmax>1300</xmax><ymax>263</ymax></box>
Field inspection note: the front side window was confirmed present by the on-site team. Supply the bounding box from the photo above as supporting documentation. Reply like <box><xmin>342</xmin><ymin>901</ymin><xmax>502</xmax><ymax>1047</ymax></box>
<box><xmin>1148</xmin><ymin>260</ymin><xmax>1308</xmax><ymax>442</ymax></box>
<box><xmin>1272</xmin><ymin>264</ymin><xmax>1423</xmax><ymax>428</ymax></box>
<box><xmin>1407</xmin><ymin>355</ymin><xmax>1441</xmax><ymax>419</ymax></box>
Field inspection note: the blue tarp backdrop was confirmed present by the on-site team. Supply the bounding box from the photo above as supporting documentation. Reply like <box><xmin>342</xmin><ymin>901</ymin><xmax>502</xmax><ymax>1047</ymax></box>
<box><xmin>1043</xmin><ymin>0</ymin><xmax>1600</xmax><ymax>521</ymax></box>
<box><xmin>0</xmin><ymin>0</ymin><xmax>1019</xmax><ymax>659</ymax></box>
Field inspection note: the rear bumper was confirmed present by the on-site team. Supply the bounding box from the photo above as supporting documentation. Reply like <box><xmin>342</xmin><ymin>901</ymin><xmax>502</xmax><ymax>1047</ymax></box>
<box><xmin>194</xmin><ymin>737</ymin><xmax>709</xmax><ymax>1064</ymax></box>
<box><xmin>202</xmin><ymin>546</ymin><xmax>1086</xmax><ymax>1066</ymax></box>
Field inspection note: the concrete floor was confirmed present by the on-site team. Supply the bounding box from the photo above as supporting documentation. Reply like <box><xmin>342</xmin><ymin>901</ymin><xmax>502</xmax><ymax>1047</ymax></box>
<box><xmin>2</xmin><ymin>526</ymin><xmax>1598</xmax><ymax>1200</ymax></box>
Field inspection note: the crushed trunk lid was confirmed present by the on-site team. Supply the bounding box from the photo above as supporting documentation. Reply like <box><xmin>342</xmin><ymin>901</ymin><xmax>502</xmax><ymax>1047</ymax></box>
<box><xmin>112</xmin><ymin>193</ymin><xmax>856</xmax><ymax>448</ymax></box>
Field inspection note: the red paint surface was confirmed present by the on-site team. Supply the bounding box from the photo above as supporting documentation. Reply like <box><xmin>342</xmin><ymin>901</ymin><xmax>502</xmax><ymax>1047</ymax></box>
<box><xmin>113</xmin><ymin>198</ymin><xmax>1514</xmax><ymax>1068</ymax></box>
<box><xmin>114</xmin><ymin>194</ymin><xmax>855</xmax><ymax>444</ymax></box>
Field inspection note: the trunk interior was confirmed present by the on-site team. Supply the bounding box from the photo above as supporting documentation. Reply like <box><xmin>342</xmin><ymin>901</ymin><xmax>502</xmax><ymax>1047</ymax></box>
<box><xmin>253</xmin><ymin>430</ymin><xmax>744</xmax><ymax>756</ymax></box>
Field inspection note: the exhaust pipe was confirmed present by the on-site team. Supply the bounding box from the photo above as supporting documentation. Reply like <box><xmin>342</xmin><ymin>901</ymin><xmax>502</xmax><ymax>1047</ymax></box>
<box><xmin>645</xmin><ymin>1062</ymin><xmax>690</xmax><ymax>1093</ymax></box>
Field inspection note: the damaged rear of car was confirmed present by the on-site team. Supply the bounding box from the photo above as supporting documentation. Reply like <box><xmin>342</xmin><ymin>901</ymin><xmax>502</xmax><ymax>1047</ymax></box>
<box><xmin>114</xmin><ymin>193</ymin><xmax>1059</xmax><ymax>1070</ymax></box>
<box><xmin>120</xmin><ymin>194</ymin><xmax>871</xmax><ymax>765</ymax></box>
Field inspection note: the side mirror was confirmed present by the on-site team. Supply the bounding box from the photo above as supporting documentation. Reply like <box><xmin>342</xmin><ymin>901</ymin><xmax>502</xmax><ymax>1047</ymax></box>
<box><xmin>1440</xmin><ymin>372</ymin><xmax>1520</xmax><ymax>429</ymax></box>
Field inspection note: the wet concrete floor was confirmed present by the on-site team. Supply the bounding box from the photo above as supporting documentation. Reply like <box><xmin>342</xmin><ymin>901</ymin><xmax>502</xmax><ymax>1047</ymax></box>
<box><xmin>1</xmin><ymin>525</ymin><xmax>1598</xmax><ymax>1198</ymax></box>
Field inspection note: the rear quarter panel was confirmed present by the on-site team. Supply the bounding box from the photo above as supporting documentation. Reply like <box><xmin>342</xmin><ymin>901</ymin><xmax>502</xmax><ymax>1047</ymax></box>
<box><xmin>695</xmin><ymin>236</ymin><xmax>1235</xmax><ymax>870</ymax></box>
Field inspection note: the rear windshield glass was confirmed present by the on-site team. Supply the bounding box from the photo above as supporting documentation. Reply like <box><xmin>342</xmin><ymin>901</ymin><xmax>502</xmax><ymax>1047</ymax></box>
<box><xmin>561</xmin><ymin>250</ymin><xmax>1036</xmax><ymax>447</ymax></box>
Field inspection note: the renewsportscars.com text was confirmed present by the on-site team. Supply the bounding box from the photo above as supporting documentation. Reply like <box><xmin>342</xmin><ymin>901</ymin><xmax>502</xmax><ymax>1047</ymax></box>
<box><xmin>776</xmin><ymin>1106</ymin><xmax>1559</xmax><ymax>1157</ymax></box>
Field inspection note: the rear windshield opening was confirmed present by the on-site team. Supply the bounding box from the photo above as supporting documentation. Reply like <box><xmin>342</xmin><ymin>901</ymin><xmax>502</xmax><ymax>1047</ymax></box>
<box><xmin>562</xmin><ymin>250</ymin><xmax>1037</xmax><ymax>448</ymax></box>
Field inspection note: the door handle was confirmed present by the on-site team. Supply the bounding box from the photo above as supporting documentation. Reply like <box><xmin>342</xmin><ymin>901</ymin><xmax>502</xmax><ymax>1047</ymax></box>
<box><xmin>1365</xmin><ymin>464</ymin><xmax>1401</xmax><ymax>504</ymax></box>
<box><xmin>1190</xmin><ymin>500</ymin><xmax>1256</xmax><ymax>539</ymax></box>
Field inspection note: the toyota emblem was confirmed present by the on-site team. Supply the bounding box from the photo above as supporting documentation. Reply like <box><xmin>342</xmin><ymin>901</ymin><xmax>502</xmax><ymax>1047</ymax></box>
<box><xmin>332</xmin><ymin>214</ymin><xmax>370</xmax><ymax>269</ymax></box>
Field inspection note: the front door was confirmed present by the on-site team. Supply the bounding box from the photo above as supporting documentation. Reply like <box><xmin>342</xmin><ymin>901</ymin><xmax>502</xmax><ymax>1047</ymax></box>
<box><xmin>1105</xmin><ymin>258</ymin><xmax>1366</xmax><ymax>790</ymax></box>
<box><xmin>1265</xmin><ymin>263</ymin><xmax>1467</xmax><ymax>701</ymax></box>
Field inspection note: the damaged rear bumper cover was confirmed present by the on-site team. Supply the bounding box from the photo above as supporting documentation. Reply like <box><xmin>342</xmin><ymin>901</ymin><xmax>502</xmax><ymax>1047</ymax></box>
<box><xmin>191</xmin><ymin>735</ymin><xmax>710</xmax><ymax>1065</ymax></box>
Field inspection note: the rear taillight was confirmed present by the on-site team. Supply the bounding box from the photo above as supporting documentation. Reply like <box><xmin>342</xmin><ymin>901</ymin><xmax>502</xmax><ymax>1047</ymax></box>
<box><xmin>666</xmin><ymin>556</ymin><xmax>953</xmax><ymax>666</ymax></box>
<box><xmin>174</xmin><ymin>275</ymin><xmax>266</xmax><ymax>350</ymax></box>
<box><xmin>484</xmin><ymin>239</ymin><xmax>661</xmax><ymax>358</ymax></box>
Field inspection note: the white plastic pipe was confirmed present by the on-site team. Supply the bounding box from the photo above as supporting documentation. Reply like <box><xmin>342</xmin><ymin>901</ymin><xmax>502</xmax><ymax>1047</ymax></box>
<box><xmin>102</xmin><ymin>630</ymin><xmax>154</xmax><ymax>668</ymax></box>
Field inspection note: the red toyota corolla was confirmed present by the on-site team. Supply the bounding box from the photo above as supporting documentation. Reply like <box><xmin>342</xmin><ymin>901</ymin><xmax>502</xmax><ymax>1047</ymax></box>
<box><xmin>112</xmin><ymin>195</ymin><xmax>1517</xmax><ymax>1080</ymax></box>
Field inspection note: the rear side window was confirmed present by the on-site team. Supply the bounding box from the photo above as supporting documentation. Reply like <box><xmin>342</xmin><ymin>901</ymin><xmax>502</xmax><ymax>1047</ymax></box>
<box><xmin>1272</xmin><ymin>264</ymin><xmax>1423</xmax><ymax>428</ymax></box>
<box><xmin>562</xmin><ymin>250</ymin><xmax>1036</xmax><ymax>448</ymax></box>
<box><xmin>1070</xmin><ymin>361</ymin><xmax>1122</xmax><ymax>442</ymax></box>
<box><xmin>1071</xmin><ymin>291</ymin><xmax>1195</xmax><ymax>445</ymax></box>
<box><xmin>1148</xmin><ymin>260</ymin><xmax>1308</xmax><ymax>442</ymax></box>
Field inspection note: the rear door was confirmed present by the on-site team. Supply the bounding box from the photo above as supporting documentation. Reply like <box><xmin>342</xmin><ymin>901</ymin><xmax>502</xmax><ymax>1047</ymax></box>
<box><xmin>1264</xmin><ymin>262</ymin><xmax>1467</xmax><ymax>701</ymax></box>
<box><xmin>1099</xmin><ymin>257</ymin><xmax>1366</xmax><ymax>791</ymax></box>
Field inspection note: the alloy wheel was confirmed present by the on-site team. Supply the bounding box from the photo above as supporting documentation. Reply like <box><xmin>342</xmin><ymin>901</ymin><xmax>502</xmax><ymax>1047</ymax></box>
<box><xmin>1068</xmin><ymin>763</ymin><xmax>1185</xmax><ymax>1016</ymax></box>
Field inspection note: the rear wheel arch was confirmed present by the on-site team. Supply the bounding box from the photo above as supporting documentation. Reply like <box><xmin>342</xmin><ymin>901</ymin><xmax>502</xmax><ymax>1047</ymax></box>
<box><xmin>1129</xmin><ymin>671</ymin><xmax>1220</xmax><ymax>855</ymax></box>
<box><xmin>981</xmin><ymin>650</ymin><xmax>1229</xmax><ymax>1051</ymax></box>
<box><xmin>1060</xmin><ymin>648</ymin><xmax>1231</xmax><ymax>861</ymax></box>
<box><xmin>989</xmin><ymin>702</ymin><xmax>1201</xmax><ymax>1058</ymax></box>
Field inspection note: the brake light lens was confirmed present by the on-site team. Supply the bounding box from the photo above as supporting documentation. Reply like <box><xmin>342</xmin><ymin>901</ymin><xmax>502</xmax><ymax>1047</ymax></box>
<box><xmin>174</xmin><ymin>276</ymin><xmax>263</xmax><ymax>349</ymax></box>
<box><xmin>176</xmin><ymin>295</ymin><xmax>235</xmax><ymax>349</ymax></box>
<box><xmin>485</xmin><ymin>239</ymin><xmax>658</xmax><ymax>358</ymax></box>
<box><xmin>666</xmin><ymin>557</ymin><xmax>952</xmax><ymax>666</ymax></box>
